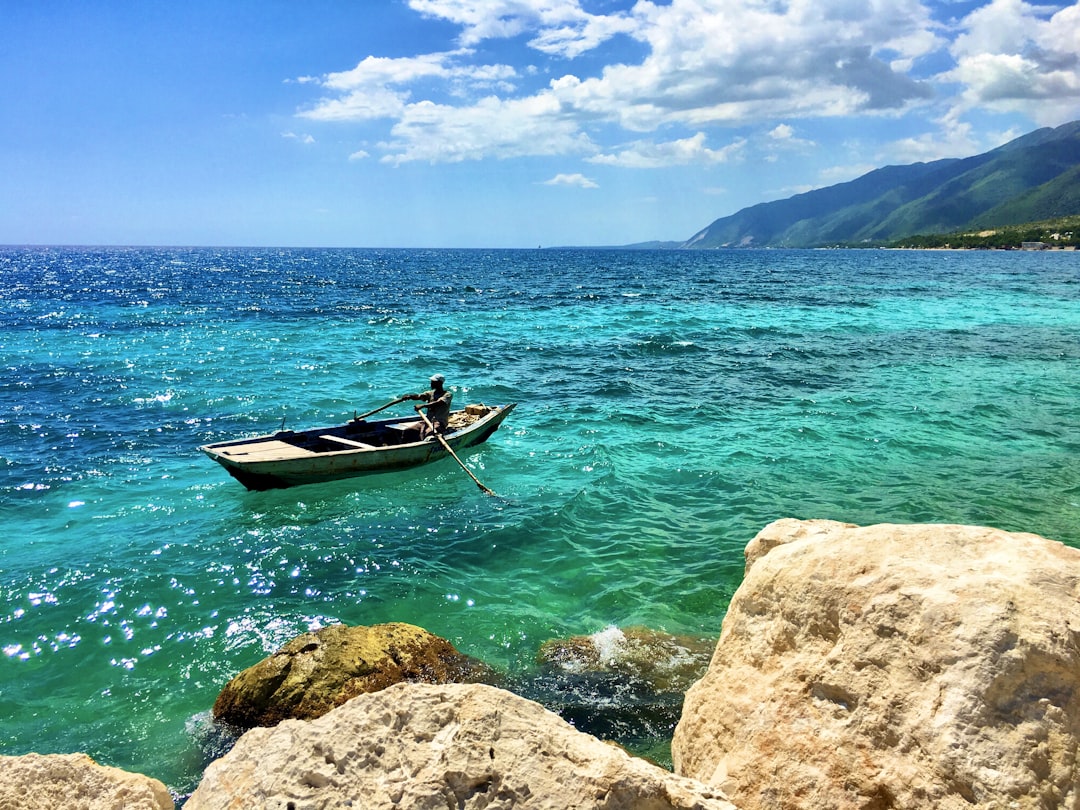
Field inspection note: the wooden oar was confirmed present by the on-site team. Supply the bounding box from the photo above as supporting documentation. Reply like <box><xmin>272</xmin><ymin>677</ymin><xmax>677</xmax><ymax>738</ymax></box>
<box><xmin>354</xmin><ymin>396</ymin><xmax>411</xmax><ymax>421</ymax></box>
<box><xmin>416</xmin><ymin>409</ymin><xmax>497</xmax><ymax>496</ymax></box>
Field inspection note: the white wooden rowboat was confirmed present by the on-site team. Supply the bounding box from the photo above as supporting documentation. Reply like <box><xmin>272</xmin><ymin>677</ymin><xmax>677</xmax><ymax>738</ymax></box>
<box><xmin>200</xmin><ymin>403</ymin><xmax>515</xmax><ymax>491</ymax></box>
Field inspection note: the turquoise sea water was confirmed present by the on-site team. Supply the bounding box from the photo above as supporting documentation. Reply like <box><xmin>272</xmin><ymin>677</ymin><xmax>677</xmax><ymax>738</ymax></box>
<box><xmin>2</xmin><ymin>246</ymin><xmax>1078</xmax><ymax>797</ymax></box>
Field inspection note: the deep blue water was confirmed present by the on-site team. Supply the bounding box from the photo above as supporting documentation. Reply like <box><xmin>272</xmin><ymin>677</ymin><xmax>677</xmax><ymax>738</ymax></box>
<box><xmin>1</xmin><ymin>246</ymin><xmax>1078</xmax><ymax>797</ymax></box>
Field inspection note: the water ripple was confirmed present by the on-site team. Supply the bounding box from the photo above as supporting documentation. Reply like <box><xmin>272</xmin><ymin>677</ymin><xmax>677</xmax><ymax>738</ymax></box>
<box><xmin>1</xmin><ymin>246</ymin><xmax>1078</xmax><ymax>792</ymax></box>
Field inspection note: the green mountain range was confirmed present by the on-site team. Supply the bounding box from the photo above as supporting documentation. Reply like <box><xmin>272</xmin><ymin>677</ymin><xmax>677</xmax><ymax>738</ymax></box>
<box><xmin>681</xmin><ymin>120</ymin><xmax>1080</xmax><ymax>249</ymax></box>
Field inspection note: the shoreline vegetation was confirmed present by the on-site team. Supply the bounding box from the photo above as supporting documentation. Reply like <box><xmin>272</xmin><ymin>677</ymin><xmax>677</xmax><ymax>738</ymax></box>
<box><xmin>606</xmin><ymin>214</ymin><xmax>1080</xmax><ymax>251</ymax></box>
<box><xmin>883</xmin><ymin>213</ymin><xmax>1080</xmax><ymax>250</ymax></box>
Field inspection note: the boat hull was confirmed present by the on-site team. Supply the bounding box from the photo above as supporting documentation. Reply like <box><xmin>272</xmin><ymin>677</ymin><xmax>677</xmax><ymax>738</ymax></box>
<box><xmin>200</xmin><ymin>403</ymin><xmax>515</xmax><ymax>491</ymax></box>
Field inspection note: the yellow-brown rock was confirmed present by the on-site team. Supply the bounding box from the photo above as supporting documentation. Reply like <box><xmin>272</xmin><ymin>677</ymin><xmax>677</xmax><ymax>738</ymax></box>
<box><xmin>672</xmin><ymin>519</ymin><xmax>1080</xmax><ymax>810</ymax></box>
<box><xmin>212</xmin><ymin>622</ymin><xmax>494</xmax><ymax>729</ymax></box>
<box><xmin>0</xmin><ymin>753</ymin><xmax>173</xmax><ymax>810</ymax></box>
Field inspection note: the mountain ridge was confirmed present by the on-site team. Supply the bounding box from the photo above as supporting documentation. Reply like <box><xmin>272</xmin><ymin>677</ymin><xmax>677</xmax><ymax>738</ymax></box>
<box><xmin>680</xmin><ymin>120</ymin><xmax>1080</xmax><ymax>249</ymax></box>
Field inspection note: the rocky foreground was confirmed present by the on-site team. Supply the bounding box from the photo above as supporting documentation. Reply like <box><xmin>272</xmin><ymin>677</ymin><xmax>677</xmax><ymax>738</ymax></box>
<box><xmin>4</xmin><ymin>519</ymin><xmax>1079</xmax><ymax>809</ymax></box>
<box><xmin>674</xmin><ymin>519</ymin><xmax>1080</xmax><ymax>808</ymax></box>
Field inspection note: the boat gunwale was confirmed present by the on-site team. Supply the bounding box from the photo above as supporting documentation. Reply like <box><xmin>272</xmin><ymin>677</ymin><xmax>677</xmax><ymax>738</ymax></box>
<box><xmin>199</xmin><ymin>404</ymin><xmax>514</xmax><ymax>470</ymax></box>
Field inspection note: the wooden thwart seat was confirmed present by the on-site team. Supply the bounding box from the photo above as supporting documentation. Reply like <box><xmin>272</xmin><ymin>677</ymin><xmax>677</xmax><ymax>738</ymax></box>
<box><xmin>319</xmin><ymin>434</ymin><xmax>377</xmax><ymax>450</ymax></box>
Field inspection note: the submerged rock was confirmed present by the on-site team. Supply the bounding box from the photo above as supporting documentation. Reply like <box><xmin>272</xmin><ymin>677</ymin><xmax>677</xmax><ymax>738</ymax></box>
<box><xmin>212</xmin><ymin>622</ymin><xmax>495</xmax><ymax>729</ymax></box>
<box><xmin>0</xmin><ymin>753</ymin><xmax>173</xmax><ymax>810</ymax></box>
<box><xmin>521</xmin><ymin>625</ymin><xmax>716</xmax><ymax>763</ymax></box>
<box><xmin>512</xmin><ymin>669</ymin><xmax>683</xmax><ymax>768</ymax></box>
<box><xmin>538</xmin><ymin>625</ymin><xmax>715</xmax><ymax>693</ymax></box>
<box><xmin>187</xmin><ymin>682</ymin><xmax>737</xmax><ymax>810</ymax></box>
<box><xmin>673</xmin><ymin>518</ymin><xmax>1080</xmax><ymax>810</ymax></box>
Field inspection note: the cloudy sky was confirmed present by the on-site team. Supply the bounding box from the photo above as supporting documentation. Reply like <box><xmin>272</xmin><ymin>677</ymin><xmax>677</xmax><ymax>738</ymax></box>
<box><xmin>4</xmin><ymin>0</ymin><xmax>1079</xmax><ymax>247</ymax></box>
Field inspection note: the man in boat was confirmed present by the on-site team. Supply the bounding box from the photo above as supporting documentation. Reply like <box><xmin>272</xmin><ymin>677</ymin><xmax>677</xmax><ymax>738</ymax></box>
<box><xmin>407</xmin><ymin>374</ymin><xmax>453</xmax><ymax>438</ymax></box>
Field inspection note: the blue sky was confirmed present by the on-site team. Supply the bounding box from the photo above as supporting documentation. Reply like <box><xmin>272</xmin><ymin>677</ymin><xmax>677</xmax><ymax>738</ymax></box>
<box><xmin>4</xmin><ymin>0</ymin><xmax>1079</xmax><ymax>248</ymax></box>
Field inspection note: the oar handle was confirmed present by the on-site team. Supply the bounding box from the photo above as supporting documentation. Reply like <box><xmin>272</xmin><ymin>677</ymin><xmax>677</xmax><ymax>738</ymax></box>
<box><xmin>417</xmin><ymin>409</ymin><xmax>497</xmax><ymax>496</ymax></box>
<box><xmin>354</xmin><ymin>396</ymin><xmax>411</xmax><ymax>421</ymax></box>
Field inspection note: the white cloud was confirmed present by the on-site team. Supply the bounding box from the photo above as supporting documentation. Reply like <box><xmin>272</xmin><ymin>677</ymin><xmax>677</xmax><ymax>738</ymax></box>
<box><xmin>299</xmin><ymin>51</ymin><xmax>518</xmax><ymax>122</ymax></box>
<box><xmin>527</xmin><ymin>12</ymin><xmax>638</xmax><ymax>58</ymax></box>
<box><xmin>407</xmin><ymin>0</ymin><xmax>635</xmax><ymax>57</ymax></box>
<box><xmin>877</xmin><ymin>112</ymin><xmax>979</xmax><ymax>163</ymax></box>
<box><xmin>378</xmin><ymin>94</ymin><xmax>594</xmax><ymax>165</ymax></box>
<box><xmin>767</xmin><ymin>124</ymin><xmax>816</xmax><ymax>149</ymax></box>
<box><xmin>818</xmin><ymin>163</ymin><xmax>882</xmax><ymax>185</ymax></box>
<box><xmin>943</xmin><ymin>0</ymin><xmax>1080</xmax><ymax>124</ymax></box>
<box><xmin>320</xmin><ymin>50</ymin><xmax>515</xmax><ymax>92</ymax></box>
<box><xmin>770</xmin><ymin>124</ymin><xmax>795</xmax><ymax>141</ymax></box>
<box><xmin>542</xmin><ymin>172</ymin><xmax>599</xmax><ymax>188</ymax></box>
<box><xmin>623</xmin><ymin>0</ymin><xmax>938</xmax><ymax>118</ymax></box>
<box><xmin>948</xmin><ymin>0</ymin><xmax>1047</xmax><ymax>59</ymax></box>
<box><xmin>589</xmin><ymin>132</ymin><xmax>746</xmax><ymax>168</ymax></box>
<box><xmin>295</xmin><ymin>0</ymin><xmax>1080</xmax><ymax>168</ymax></box>
<box><xmin>301</xmin><ymin>87</ymin><xmax>409</xmax><ymax>122</ymax></box>
<box><xmin>532</xmin><ymin>0</ymin><xmax>943</xmax><ymax>138</ymax></box>
<box><xmin>282</xmin><ymin>132</ymin><xmax>315</xmax><ymax>145</ymax></box>
<box><xmin>776</xmin><ymin>183</ymin><xmax>818</xmax><ymax>197</ymax></box>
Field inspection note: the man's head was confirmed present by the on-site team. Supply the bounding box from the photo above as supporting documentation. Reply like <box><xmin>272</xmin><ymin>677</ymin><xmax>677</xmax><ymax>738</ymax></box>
<box><xmin>430</xmin><ymin>374</ymin><xmax>445</xmax><ymax>390</ymax></box>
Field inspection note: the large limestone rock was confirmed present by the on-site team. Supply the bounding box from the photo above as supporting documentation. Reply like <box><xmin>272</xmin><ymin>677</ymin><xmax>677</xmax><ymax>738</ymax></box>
<box><xmin>212</xmin><ymin>622</ymin><xmax>494</xmax><ymax>729</ymax></box>
<box><xmin>672</xmin><ymin>519</ymin><xmax>1080</xmax><ymax>810</ymax></box>
<box><xmin>0</xmin><ymin>753</ymin><xmax>173</xmax><ymax>810</ymax></box>
<box><xmin>188</xmin><ymin>682</ymin><xmax>737</xmax><ymax>810</ymax></box>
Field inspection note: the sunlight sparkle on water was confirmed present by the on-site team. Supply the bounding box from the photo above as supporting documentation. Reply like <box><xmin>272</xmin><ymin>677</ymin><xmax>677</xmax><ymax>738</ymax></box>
<box><xmin>1</xmin><ymin>246</ymin><xmax>1077</xmax><ymax>798</ymax></box>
